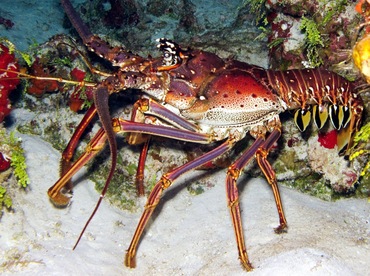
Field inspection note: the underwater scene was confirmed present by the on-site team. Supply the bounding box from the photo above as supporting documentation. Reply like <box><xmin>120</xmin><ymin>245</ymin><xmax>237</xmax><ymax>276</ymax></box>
<box><xmin>0</xmin><ymin>0</ymin><xmax>369</xmax><ymax>274</ymax></box>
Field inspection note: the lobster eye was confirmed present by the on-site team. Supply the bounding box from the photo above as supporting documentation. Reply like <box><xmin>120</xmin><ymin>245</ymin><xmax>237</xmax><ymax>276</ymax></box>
<box><xmin>163</xmin><ymin>51</ymin><xmax>175</xmax><ymax>66</ymax></box>
<box><xmin>163</xmin><ymin>52</ymin><xmax>171</xmax><ymax>60</ymax></box>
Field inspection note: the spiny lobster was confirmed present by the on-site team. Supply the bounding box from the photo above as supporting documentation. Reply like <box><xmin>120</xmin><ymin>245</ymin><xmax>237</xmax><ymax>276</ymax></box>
<box><xmin>31</xmin><ymin>0</ymin><xmax>365</xmax><ymax>271</ymax></box>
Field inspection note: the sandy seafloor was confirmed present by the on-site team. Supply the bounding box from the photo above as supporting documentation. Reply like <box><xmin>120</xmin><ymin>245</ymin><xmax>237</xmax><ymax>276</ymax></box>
<box><xmin>0</xmin><ymin>133</ymin><xmax>369</xmax><ymax>275</ymax></box>
<box><xmin>1</xmin><ymin>0</ymin><xmax>370</xmax><ymax>275</ymax></box>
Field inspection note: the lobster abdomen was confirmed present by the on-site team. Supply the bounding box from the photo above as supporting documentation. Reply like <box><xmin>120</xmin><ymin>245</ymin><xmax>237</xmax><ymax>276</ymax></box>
<box><xmin>267</xmin><ymin>69</ymin><xmax>351</xmax><ymax>130</ymax></box>
<box><xmin>267</xmin><ymin>68</ymin><xmax>363</xmax><ymax>153</ymax></box>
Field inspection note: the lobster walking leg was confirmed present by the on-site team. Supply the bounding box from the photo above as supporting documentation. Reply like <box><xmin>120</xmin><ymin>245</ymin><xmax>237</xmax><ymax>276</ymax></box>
<box><xmin>226</xmin><ymin>136</ymin><xmax>265</xmax><ymax>271</ymax></box>
<box><xmin>127</xmin><ymin>98</ymin><xmax>201</xmax><ymax>195</ymax></box>
<box><xmin>226</xmin><ymin>127</ymin><xmax>287</xmax><ymax>270</ymax></box>
<box><xmin>48</xmin><ymin>127</ymin><xmax>108</xmax><ymax>206</ymax></box>
<box><xmin>60</xmin><ymin>104</ymin><xmax>98</xmax><ymax>191</ymax></box>
<box><xmin>134</xmin><ymin>138</ymin><xmax>150</xmax><ymax>196</ymax></box>
<box><xmin>255</xmin><ymin>128</ymin><xmax>287</xmax><ymax>233</ymax></box>
<box><xmin>49</xmin><ymin>117</ymin><xmax>213</xmax><ymax>246</ymax></box>
<box><xmin>125</xmin><ymin>137</ymin><xmax>237</xmax><ymax>268</ymax></box>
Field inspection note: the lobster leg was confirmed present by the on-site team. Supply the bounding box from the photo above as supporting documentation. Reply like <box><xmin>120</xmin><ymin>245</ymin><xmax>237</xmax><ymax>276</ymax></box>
<box><xmin>48</xmin><ymin>88</ymin><xmax>114</xmax><ymax>209</ymax></box>
<box><xmin>226</xmin><ymin>128</ymin><xmax>287</xmax><ymax>271</ymax></box>
<box><xmin>127</xmin><ymin>98</ymin><xmax>201</xmax><ymax>195</ymax></box>
<box><xmin>48</xmin><ymin>119</ymin><xmax>211</xmax><ymax>206</ymax></box>
<box><xmin>125</xmin><ymin>137</ymin><xmax>237</xmax><ymax>268</ymax></box>
<box><xmin>255</xmin><ymin>128</ymin><xmax>288</xmax><ymax>233</ymax></box>
<box><xmin>127</xmin><ymin>98</ymin><xmax>199</xmax><ymax>145</ymax></box>
<box><xmin>48</xmin><ymin>127</ymin><xmax>108</xmax><ymax>206</ymax></box>
<box><xmin>49</xmin><ymin>115</ymin><xmax>211</xmax><ymax>207</ymax></box>
<box><xmin>134</xmin><ymin>138</ymin><xmax>151</xmax><ymax>196</ymax></box>
<box><xmin>48</xmin><ymin>117</ymin><xmax>212</xmax><ymax>246</ymax></box>
<box><xmin>226</xmin><ymin>136</ymin><xmax>265</xmax><ymax>271</ymax></box>
<box><xmin>60</xmin><ymin>104</ymin><xmax>97</xmax><ymax>191</ymax></box>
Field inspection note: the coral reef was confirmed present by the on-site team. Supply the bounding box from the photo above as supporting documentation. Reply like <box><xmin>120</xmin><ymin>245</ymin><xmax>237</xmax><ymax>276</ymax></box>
<box><xmin>236</xmin><ymin>0</ymin><xmax>369</xmax><ymax>199</ymax></box>
<box><xmin>20</xmin><ymin>35</ymin><xmax>96</xmax><ymax>112</ymax></box>
<box><xmin>66</xmin><ymin>0</ymin><xmax>265</xmax><ymax>66</ymax></box>
<box><xmin>265</xmin><ymin>0</ymin><xmax>361</xmax><ymax>70</ymax></box>
<box><xmin>0</xmin><ymin>41</ymin><xmax>20</xmax><ymax>122</ymax></box>
<box><xmin>317</xmin><ymin>130</ymin><xmax>338</xmax><ymax>149</ymax></box>
<box><xmin>26</xmin><ymin>58</ymin><xmax>60</xmax><ymax>97</ymax></box>
<box><xmin>270</xmin><ymin>119</ymin><xmax>362</xmax><ymax>200</ymax></box>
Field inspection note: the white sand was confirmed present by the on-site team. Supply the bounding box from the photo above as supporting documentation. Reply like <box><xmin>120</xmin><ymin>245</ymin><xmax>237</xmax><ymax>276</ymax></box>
<box><xmin>0</xmin><ymin>133</ymin><xmax>369</xmax><ymax>275</ymax></box>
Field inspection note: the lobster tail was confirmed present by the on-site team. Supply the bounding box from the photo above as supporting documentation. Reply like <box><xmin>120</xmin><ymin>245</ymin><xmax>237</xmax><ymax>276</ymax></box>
<box><xmin>266</xmin><ymin>68</ymin><xmax>363</xmax><ymax>154</ymax></box>
<box><xmin>337</xmin><ymin>95</ymin><xmax>363</xmax><ymax>154</ymax></box>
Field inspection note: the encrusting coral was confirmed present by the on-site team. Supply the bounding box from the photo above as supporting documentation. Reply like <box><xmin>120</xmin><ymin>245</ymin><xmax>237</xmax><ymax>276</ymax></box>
<box><xmin>0</xmin><ymin>40</ymin><xmax>20</xmax><ymax>122</ymax></box>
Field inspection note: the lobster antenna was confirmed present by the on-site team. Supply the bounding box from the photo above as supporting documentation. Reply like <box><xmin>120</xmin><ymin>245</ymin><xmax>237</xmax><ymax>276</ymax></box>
<box><xmin>73</xmin><ymin>86</ymin><xmax>117</xmax><ymax>250</ymax></box>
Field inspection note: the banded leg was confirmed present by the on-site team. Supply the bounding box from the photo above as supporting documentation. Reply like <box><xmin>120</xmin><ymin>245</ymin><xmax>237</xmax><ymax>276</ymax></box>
<box><xmin>49</xmin><ymin>119</ymin><xmax>210</xmax><ymax>207</ymax></box>
<box><xmin>255</xmin><ymin>128</ymin><xmax>287</xmax><ymax>233</ymax></box>
<box><xmin>226</xmin><ymin>128</ymin><xmax>287</xmax><ymax>271</ymax></box>
<box><xmin>125</xmin><ymin>137</ymin><xmax>236</xmax><ymax>268</ymax></box>
<box><xmin>48</xmin><ymin>127</ymin><xmax>107</xmax><ymax>206</ymax></box>
<box><xmin>127</xmin><ymin>98</ymin><xmax>201</xmax><ymax>196</ymax></box>
<box><xmin>60</xmin><ymin>104</ymin><xmax>98</xmax><ymax>192</ymax></box>
<box><xmin>226</xmin><ymin>136</ymin><xmax>265</xmax><ymax>271</ymax></box>
<box><xmin>134</xmin><ymin>138</ymin><xmax>150</xmax><ymax>196</ymax></box>
<box><xmin>48</xmin><ymin>118</ymin><xmax>212</xmax><ymax>247</ymax></box>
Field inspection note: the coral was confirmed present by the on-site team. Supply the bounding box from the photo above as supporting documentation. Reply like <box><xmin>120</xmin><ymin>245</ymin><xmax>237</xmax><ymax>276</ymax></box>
<box><xmin>0</xmin><ymin>41</ymin><xmax>20</xmax><ymax>122</ymax></box>
<box><xmin>350</xmin><ymin>121</ymin><xmax>370</xmax><ymax>179</ymax></box>
<box><xmin>10</xmin><ymin>136</ymin><xmax>29</xmax><ymax>188</ymax></box>
<box><xmin>0</xmin><ymin>152</ymin><xmax>10</xmax><ymax>171</ymax></box>
<box><xmin>299</xmin><ymin>17</ymin><xmax>324</xmax><ymax>67</ymax></box>
<box><xmin>317</xmin><ymin>129</ymin><xmax>337</xmax><ymax>149</ymax></box>
<box><xmin>0</xmin><ymin>128</ymin><xmax>30</xmax><ymax>188</ymax></box>
<box><xmin>353</xmin><ymin>0</ymin><xmax>370</xmax><ymax>83</ymax></box>
<box><xmin>103</xmin><ymin>0</ymin><xmax>140</xmax><ymax>28</ymax></box>
<box><xmin>16</xmin><ymin>35</ymin><xmax>96</xmax><ymax>112</ymax></box>
<box><xmin>240</xmin><ymin>0</ymin><xmax>269</xmax><ymax>26</ymax></box>
<box><xmin>265</xmin><ymin>0</ymin><xmax>360</xmax><ymax>70</ymax></box>
<box><xmin>0</xmin><ymin>185</ymin><xmax>12</xmax><ymax>210</ymax></box>
<box><xmin>69</xmin><ymin>68</ymin><xmax>94</xmax><ymax>112</ymax></box>
<box><xmin>353</xmin><ymin>34</ymin><xmax>370</xmax><ymax>83</ymax></box>
<box><xmin>26</xmin><ymin>58</ymin><xmax>60</xmax><ymax>97</ymax></box>
<box><xmin>271</xmin><ymin>116</ymin><xmax>365</xmax><ymax>200</ymax></box>
<box><xmin>0</xmin><ymin>125</ymin><xmax>29</xmax><ymax>215</ymax></box>
<box><xmin>307</xmin><ymin>136</ymin><xmax>359</xmax><ymax>194</ymax></box>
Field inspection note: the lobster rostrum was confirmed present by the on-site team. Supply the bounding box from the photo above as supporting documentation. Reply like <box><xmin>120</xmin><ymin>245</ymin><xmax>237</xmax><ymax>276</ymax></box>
<box><xmin>44</xmin><ymin>0</ymin><xmax>364</xmax><ymax>271</ymax></box>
